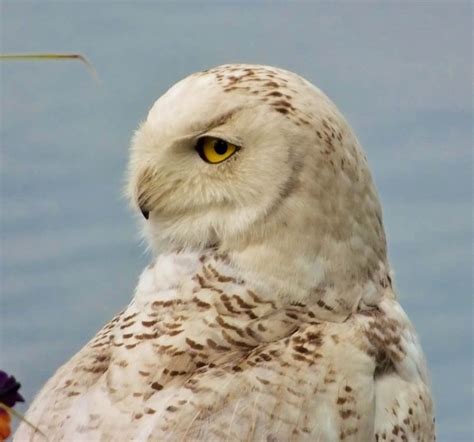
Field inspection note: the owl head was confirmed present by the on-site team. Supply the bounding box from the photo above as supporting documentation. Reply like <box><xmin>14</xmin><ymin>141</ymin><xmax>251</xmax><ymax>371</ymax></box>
<box><xmin>127</xmin><ymin>65</ymin><xmax>391</xmax><ymax>312</ymax></box>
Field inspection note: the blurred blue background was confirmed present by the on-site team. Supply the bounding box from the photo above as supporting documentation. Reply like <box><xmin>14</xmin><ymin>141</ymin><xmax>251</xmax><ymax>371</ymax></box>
<box><xmin>1</xmin><ymin>2</ymin><xmax>471</xmax><ymax>440</ymax></box>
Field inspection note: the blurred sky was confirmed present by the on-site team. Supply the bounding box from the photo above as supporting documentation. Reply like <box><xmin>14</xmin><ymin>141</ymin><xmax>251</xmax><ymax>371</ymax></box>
<box><xmin>0</xmin><ymin>1</ymin><xmax>472</xmax><ymax>440</ymax></box>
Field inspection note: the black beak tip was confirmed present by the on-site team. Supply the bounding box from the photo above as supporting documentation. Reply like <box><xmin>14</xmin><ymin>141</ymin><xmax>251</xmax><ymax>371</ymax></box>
<box><xmin>140</xmin><ymin>207</ymin><xmax>149</xmax><ymax>220</ymax></box>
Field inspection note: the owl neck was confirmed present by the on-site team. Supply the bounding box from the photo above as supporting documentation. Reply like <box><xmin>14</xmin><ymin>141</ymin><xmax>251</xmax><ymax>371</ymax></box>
<box><xmin>222</xmin><ymin>205</ymin><xmax>392</xmax><ymax>321</ymax></box>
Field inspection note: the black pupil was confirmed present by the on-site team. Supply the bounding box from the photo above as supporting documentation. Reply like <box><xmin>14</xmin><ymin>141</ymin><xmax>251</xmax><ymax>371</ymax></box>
<box><xmin>214</xmin><ymin>140</ymin><xmax>228</xmax><ymax>155</ymax></box>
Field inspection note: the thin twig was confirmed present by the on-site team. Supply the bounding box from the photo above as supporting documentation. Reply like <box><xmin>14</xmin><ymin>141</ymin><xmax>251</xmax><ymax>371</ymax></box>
<box><xmin>0</xmin><ymin>53</ymin><xmax>99</xmax><ymax>82</ymax></box>
<box><xmin>0</xmin><ymin>402</ymin><xmax>49</xmax><ymax>440</ymax></box>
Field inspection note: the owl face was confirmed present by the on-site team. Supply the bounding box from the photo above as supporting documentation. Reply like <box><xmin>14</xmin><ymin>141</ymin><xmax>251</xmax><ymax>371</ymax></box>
<box><xmin>127</xmin><ymin>66</ymin><xmax>315</xmax><ymax>251</ymax></box>
<box><xmin>127</xmin><ymin>64</ymin><xmax>387</xmax><ymax>291</ymax></box>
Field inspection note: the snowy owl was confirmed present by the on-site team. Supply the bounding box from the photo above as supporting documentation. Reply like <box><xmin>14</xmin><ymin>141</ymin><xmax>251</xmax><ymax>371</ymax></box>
<box><xmin>15</xmin><ymin>64</ymin><xmax>435</xmax><ymax>441</ymax></box>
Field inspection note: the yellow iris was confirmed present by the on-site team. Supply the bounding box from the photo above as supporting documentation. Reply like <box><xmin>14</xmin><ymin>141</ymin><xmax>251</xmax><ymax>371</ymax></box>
<box><xmin>196</xmin><ymin>137</ymin><xmax>239</xmax><ymax>164</ymax></box>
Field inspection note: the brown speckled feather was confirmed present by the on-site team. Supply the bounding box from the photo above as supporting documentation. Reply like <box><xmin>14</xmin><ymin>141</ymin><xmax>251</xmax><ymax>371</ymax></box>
<box><xmin>16</xmin><ymin>251</ymin><xmax>434</xmax><ymax>441</ymax></box>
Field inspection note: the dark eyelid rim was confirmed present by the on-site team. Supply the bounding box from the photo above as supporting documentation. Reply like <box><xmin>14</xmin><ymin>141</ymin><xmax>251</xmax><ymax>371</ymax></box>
<box><xmin>195</xmin><ymin>136</ymin><xmax>241</xmax><ymax>164</ymax></box>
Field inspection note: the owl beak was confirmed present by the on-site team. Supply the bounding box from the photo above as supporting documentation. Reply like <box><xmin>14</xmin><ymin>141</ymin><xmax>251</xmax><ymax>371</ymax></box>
<box><xmin>139</xmin><ymin>206</ymin><xmax>149</xmax><ymax>220</ymax></box>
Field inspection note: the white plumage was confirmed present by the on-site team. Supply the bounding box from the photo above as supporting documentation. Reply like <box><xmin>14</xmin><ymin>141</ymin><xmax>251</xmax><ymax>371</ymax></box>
<box><xmin>15</xmin><ymin>64</ymin><xmax>434</xmax><ymax>441</ymax></box>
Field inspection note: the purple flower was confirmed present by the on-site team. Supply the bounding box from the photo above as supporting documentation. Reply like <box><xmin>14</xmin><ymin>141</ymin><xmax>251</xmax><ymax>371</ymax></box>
<box><xmin>0</xmin><ymin>370</ymin><xmax>24</xmax><ymax>408</ymax></box>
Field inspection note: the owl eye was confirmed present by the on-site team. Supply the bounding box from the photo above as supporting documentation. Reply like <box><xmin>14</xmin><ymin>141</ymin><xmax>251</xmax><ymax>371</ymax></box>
<box><xmin>196</xmin><ymin>137</ymin><xmax>239</xmax><ymax>164</ymax></box>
